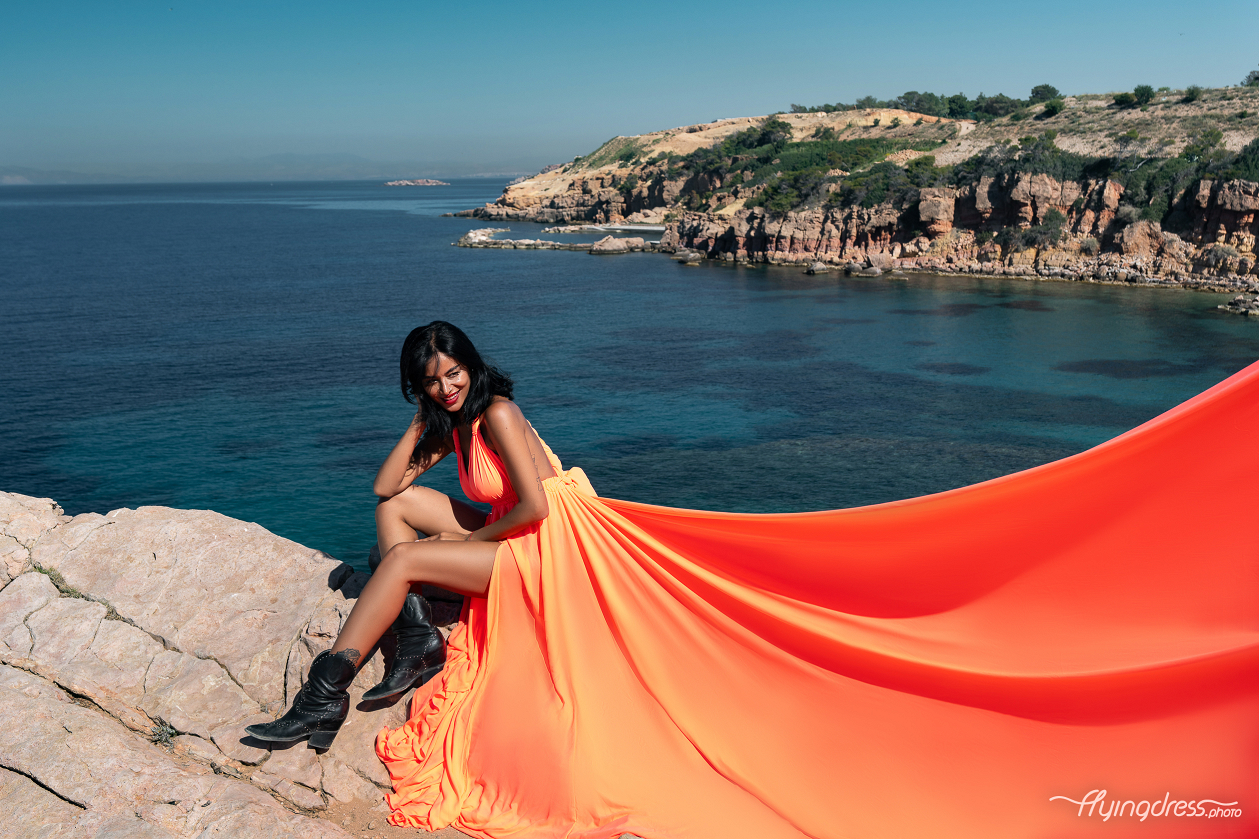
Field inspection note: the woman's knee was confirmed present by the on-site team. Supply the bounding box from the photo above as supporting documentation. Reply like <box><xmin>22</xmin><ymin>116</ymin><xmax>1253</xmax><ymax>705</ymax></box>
<box><xmin>378</xmin><ymin>540</ymin><xmax>430</xmax><ymax>582</ymax></box>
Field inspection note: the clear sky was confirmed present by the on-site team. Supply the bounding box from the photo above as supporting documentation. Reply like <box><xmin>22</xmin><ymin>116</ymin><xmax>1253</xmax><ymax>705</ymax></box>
<box><xmin>4</xmin><ymin>0</ymin><xmax>1259</xmax><ymax>178</ymax></box>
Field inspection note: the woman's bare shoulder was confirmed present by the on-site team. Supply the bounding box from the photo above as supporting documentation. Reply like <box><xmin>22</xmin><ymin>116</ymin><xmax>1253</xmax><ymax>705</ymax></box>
<box><xmin>483</xmin><ymin>397</ymin><xmax>523</xmax><ymax>424</ymax></box>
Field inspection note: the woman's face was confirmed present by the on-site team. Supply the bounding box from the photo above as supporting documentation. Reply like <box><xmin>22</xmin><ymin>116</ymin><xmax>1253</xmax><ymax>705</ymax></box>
<box><xmin>422</xmin><ymin>352</ymin><xmax>471</xmax><ymax>414</ymax></box>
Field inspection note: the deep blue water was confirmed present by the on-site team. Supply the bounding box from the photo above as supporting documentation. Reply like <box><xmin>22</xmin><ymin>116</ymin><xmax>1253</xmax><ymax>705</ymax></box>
<box><xmin>3</xmin><ymin>179</ymin><xmax>1257</xmax><ymax>570</ymax></box>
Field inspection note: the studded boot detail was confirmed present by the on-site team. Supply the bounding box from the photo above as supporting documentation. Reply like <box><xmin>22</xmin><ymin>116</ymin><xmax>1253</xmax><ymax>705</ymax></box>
<box><xmin>361</xmin><ymin>592</ymin><xmax>446</xmax><ymax>701</ymax></box>
<box><xmin>245</xmin><ymin>649</ymin><xmax>356</xmax><ymax>749</ymax></box>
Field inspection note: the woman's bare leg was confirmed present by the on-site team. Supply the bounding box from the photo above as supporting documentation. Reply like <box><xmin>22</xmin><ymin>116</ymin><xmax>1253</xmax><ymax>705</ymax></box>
<box><xmin>330</xmin><ymin>539</ymin><xmax>499</xmax><ymax>662</ymax></box>
<box><xmin>375</xmin><ymin>485</ymin><xmax>487</xmax><ymax>557</ymax></box>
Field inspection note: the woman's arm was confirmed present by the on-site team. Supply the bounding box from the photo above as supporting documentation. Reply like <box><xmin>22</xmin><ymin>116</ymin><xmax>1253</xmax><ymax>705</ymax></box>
<box><xmin>461</xmin><ymin>400</ymin><xmax>550</xmax><ymax>542</ymax></box>
<box><xmin>372</xmin><ymin>416</ymin><xmax>450</xmax><ymax>498</ymax></box>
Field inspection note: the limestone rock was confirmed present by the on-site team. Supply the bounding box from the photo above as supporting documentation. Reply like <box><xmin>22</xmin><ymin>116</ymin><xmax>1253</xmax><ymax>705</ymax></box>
<box><xmin>320</xmin><ymin>754</ymin><xmax>385</xmax><ymax>805</ymax></box>
<box><xmin>0</xmin><ymin>491</ymin><xmax>450</xmax><ymax>829</ymax></box>
<box><xmin>0</xmin><ymin>492</ymin><xmax>66</xmax><ymax>550</ymax></box>
<box><xmin>918</xmin><ymin>188</ymin><xmax>957</xmax><ymax>238</ymax></box>
<box><xmin>0</xmin><ymin>494</ymin><xmax>67</xmax><ymax>588</ymax></box>
<box><xmin>1117</xmin><ymin>220</ymin><xmax>1165</xmax><ymax>258</ymax></box>
<box><xmin>0</xmin><ymin>571</ymin><xmax>59</xmax><ymax>654</ymax></box>
<box><xmin>589</xmin><ymin>235</ymin><xmax>630</xmax><ymax>254</ymax></box>
<box><xmin>0</xmin><ymin>766</ymin><xmax>83</xmax><ymax>838</ymax></box>
<box><xmin>140</xmin><ymin>650</ymin><xmax>262</xmax><ymax>741</ymax></box>
<box><xmin>174</xmin><ymin>733</ymin><xmax>223</xmax><ymax>762</ymax></box>
<box><xmin>30</xmin><ymin>505</ymin><xmax>348</xmax><ymax>708</ymax></box>
<box><xmin>0</xmin><ymin>665</ymin><xmax>351</xmax><ymax>837</ymax></box>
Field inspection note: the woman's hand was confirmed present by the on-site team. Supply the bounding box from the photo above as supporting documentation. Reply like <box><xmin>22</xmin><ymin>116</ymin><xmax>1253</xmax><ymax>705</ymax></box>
<box><xmin>420</xmin><ymin>531</ymin><xmax>471</xmax><ymax>542</ymax></box>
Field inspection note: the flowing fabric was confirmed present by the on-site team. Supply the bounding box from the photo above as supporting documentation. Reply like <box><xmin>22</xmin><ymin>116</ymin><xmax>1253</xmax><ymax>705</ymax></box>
<box><xmin>377</xmin><ymin>364</ymin><xmax>1259</xmax><ymax>839</ymax></box>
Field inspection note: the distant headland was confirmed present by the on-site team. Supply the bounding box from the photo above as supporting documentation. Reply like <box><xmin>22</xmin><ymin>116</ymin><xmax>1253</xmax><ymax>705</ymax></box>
<box><xmin>453</xmin><ymin>82</ymin><xmax>1259</xmax><ymax>296</ymax></box>
<box><xmin>385</xmin><ymin>178</ymin><xmax>450</xmax><ymax>186</ymax></box>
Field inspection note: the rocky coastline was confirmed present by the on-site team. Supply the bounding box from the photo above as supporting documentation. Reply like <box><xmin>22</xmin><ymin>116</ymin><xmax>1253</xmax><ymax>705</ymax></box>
<box><xmin>0</xmin><ymin>490</ymin><xmax>463</xmax><ymax>838</ymax></box>
<box><xmin>450</xmin><ymin>101</ymin><xmax>1259</xmax><ymax>299</ymax></box>
<box><xmin>455</xmin><ymin>227</ymin><xmax>658</xmax><ymax>255</ymax></box>
<box><xmin>384</xmin><ymin>179</ymin><xmax>449</xmax><ymax>186</ymax></box>
<box><xmin>456</xmin><ymin>169</ymin><xmax>1259</xmax><ymax>295</ymax></box>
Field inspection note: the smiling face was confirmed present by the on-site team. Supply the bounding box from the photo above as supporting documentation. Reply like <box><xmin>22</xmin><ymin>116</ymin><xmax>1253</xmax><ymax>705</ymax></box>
<box><xmin>422</xmin><ymin>351</ymin><xmax>472</xmax><ymax>414</ymax></box>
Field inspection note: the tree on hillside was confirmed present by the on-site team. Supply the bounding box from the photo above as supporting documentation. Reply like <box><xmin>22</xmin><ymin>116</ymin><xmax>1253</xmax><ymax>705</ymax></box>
<box><xmin>1029</xmin><ymin>84</ymin><xmax>1060</xmax><ymax>102</ymax></box>
<box><xmin>1244</xmin><ymin>67</ymin><xmax>1259</xmax><ymax>87</ymax></box>
<box><xmin>1133</xmin><ymin>85</ymin><xmax>1156</xmax><ymax>105</ymax></box>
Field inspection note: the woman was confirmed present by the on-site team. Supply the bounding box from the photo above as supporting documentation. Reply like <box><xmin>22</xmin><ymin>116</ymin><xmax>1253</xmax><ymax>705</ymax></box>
<box><xmin>247</xmin><ymin>320</ymin><xmax>546</xmax><ymax>743</ymax></box>
<box><xmin>252</xmin><ymin>322</ymin><xmax>1258</xmax><ymax>839</ymax></box>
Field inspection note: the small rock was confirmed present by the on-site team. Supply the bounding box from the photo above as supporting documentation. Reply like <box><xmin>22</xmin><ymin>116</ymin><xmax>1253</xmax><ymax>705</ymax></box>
<box><xmin>589</xmin><ymin>235</ymin><xmax>630</xmax><ymax>254</ymax></box>
<box><xmin>805</xmin><ymin>262</ymin><xmax>829</xmax><ymax>275</ymax></box>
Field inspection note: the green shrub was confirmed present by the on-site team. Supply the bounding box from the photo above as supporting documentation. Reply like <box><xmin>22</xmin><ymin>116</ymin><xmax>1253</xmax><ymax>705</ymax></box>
<box><xmin>1113</xmin><ymin>92</ymin><xmax>1136</xmax><ymax>108</ymax></box>
<box><xmin>617</xmin><ymin>174</ymin><xmax>639</xmax><ymax>198</ymax></box>
<box><xmin>1080</xmin><ymin>237</ymin><xmax>1100</xmax><ymax>255</ymax></box>
<box><xmin>1203</xmin><ymin>243</ymin><xmax>1241</xmax><ymax>265</ymax></box>
<box><xmin>1182</xmin><ymin>85</ymin><xmax>1203</xmax><ymax>103</ymax></box>
<box><xmin>1181</xmin><ymin>127</ymin><xmax>1224</xmax><ymax>162</ymax></box>
<box><xmin>1133</xmin><ymin>85</ymin><xmax>1155</xmax><ymax>106</ymax></box>
<box><xmin>1242</xmin><ymin>68</ymin><xmax>1259</xmax><ymax>87</ymax></box>
<box><xmin>1040</xmin><ymin>98</ymin><xmax>1065</xmax><ymax>117</ymax></box>
<box><xmin>1223</xmin><ymin>138</ymin><xmax>1259</xmax><ymax>181</ymax></box>
<box><xmin>1114</xmin><ymin>205</ymin><xmax>1141</xmax><ymax>226</ymax></box>
<box><xmin>150</xmin><ymin>722</ymin><xmax>177</xmax><ymax>747</ymax></box>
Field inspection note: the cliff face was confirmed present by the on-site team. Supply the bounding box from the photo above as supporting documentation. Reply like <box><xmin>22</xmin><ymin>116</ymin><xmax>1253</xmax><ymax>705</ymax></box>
<box><xmin>662</xmin><ymin>173</ymin><xmax>1259</xmax><ymax>284</ymax></box>
<box><xmin>463</xmin><ymin>164</ymin><xmax>1258</xmax><ymax>285</ymax></box>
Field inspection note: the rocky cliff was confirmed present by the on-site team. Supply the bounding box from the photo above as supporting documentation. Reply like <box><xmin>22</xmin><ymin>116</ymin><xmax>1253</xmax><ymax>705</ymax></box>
<box><xmin>455</xmin><ymin>89</ymin><xmax>1259</xmax><ymax>290</ymax></box>
<box><xmin>0</xmin><ymin>490</ymin><xmax>461</xmax><ymax>839</ymax></box>
<box><xmin>658</xmin><ymin>173</ymin><xmax>1259</xmax><ymax>287</ymax></box>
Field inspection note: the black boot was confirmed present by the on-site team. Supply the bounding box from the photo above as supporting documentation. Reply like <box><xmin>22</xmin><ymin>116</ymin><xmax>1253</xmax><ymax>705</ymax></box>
<box><xmin>361</xmin><ymin>592</ymin><xmax>446</xmax><ymax>701</ymax></box>
<box><xmin>245</xmin><ymin>649</ymin><xmax>356</xmax><ymax>749</ymax></box>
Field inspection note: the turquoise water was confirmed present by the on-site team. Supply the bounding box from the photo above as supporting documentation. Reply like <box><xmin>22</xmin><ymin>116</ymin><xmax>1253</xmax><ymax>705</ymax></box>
<box><xmin>3</xmin><ymin>180</ymin><xmax>1256</xmax><ymax>569</ymax></box>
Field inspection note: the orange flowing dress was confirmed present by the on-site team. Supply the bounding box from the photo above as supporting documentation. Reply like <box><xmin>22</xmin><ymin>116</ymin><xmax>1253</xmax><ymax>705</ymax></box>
<box><xmin>376</xmin><ymin>363</ymin><xmax>1259</xmax><ymax>839</ymax></box>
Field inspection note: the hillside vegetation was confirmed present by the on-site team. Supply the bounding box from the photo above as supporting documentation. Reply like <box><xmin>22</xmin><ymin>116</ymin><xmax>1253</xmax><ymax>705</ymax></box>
<box><xmin>566</xmin><ymin>83</ymin><xmax>1259</xmax><ymax>230</ymax></box>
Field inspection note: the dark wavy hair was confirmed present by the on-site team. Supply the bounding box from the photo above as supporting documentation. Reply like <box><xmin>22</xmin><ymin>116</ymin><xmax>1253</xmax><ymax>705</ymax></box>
<box><xmin>400</xmin><ymin>321</ymin><xmax>514</xmax><ymax>465</ymax></box>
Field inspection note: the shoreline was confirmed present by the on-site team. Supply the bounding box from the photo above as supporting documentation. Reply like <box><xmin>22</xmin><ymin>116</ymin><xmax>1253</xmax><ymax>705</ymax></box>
<box><xmin>453</xmin><ymin>226</ymin><xmax>1254</xmax><ymax>297</ymax></box>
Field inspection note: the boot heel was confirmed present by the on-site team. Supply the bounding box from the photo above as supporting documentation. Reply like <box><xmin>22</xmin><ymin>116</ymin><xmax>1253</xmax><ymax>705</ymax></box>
<box><xmin>308</xmin><ymin>728</ymin><xmax>339</xmax><ymax>750</ymax></box>
<box><xmin>417</xmin><ymin>664</ymin><xmax>445</xmax><ymax>687</ymax></box>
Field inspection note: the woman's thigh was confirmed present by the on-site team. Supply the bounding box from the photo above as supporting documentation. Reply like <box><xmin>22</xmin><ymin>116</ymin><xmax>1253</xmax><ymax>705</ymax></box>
<box><xmin>377</xmin><ymin>484</ymin><xmax>487</xmax><ymax>536</ymax></box>
<box><xmin>380</xmin><ymin>539</ymin><xmax>500</xmax><ymax>598</ymax></box>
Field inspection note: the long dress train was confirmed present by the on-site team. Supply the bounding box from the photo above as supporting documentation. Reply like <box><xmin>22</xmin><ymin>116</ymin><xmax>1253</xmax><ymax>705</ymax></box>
<box><xmin>376</xmin><ymin>363</ymin><xmax>1259</xmax><ymax>839</ymax></box>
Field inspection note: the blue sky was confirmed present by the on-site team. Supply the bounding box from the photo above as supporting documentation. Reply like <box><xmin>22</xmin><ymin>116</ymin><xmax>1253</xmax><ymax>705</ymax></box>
<box><xmin>4</xmin><ymin>0</ymin><xmax>1259</xmax><ymax>177</ymax></box>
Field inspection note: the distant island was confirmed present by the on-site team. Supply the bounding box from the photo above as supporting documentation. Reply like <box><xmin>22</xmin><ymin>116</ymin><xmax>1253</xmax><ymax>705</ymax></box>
<box><xmin>455</xmin><ymin>80</ymin><xmax>1259</xmax><ymax>295</ymax></box>
<box><xmin>386</xmin><ymin>178</ymin><xmax>450</xmax><ymax>186</ymax></box>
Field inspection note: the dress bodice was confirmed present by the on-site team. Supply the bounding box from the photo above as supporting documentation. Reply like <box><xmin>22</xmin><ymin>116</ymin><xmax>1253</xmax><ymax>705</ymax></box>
<box><xmin>453</xmin><ymin>413</ymin><xmax>571</xmax><ymax>514</ymax></box>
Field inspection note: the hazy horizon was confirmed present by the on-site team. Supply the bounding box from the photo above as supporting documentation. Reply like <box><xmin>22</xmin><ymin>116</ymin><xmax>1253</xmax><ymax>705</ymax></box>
<box><xmin>5</xmin><ymin>0</ymin><xmax>1259</xmax><ymax>183</ymax></box>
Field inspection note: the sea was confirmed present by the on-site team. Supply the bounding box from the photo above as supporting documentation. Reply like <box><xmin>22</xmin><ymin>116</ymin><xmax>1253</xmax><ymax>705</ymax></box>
<box><xmin>3</xmin><ymin>179</ymin><xmax>1256</xmax><ymax>570</ymax></box>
